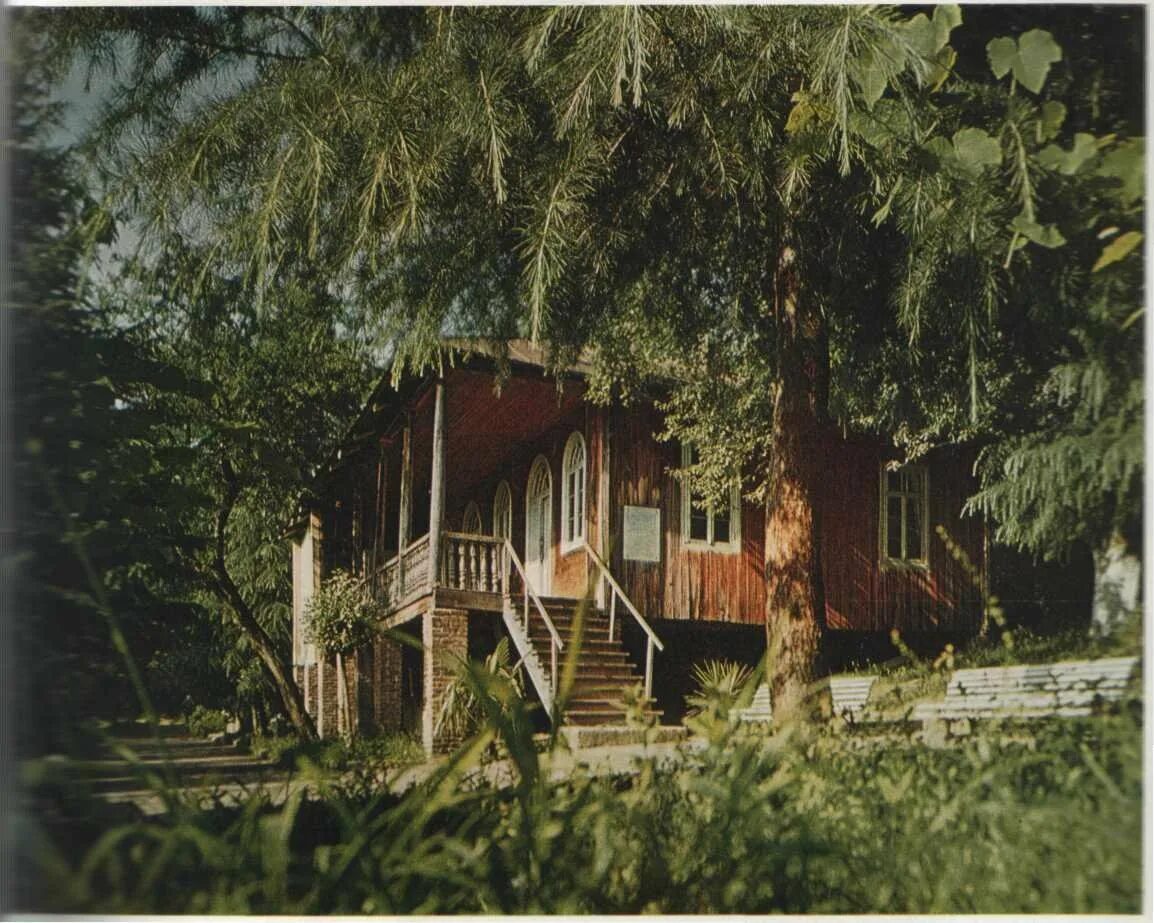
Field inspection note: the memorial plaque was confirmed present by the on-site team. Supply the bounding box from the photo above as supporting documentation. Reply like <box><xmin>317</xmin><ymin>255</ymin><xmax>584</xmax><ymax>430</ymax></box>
<box><xmin>622</xmin><ymin>505</ymin><xmax>661</xmax><ymax>563</ymax></box>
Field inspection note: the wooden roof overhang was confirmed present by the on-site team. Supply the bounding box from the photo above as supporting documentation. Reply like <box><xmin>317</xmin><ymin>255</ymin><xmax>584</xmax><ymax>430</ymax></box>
<box><xmin>306</xmin><ymin>340</ymin><xmax>591</xmax><ymax>506</ymax></box>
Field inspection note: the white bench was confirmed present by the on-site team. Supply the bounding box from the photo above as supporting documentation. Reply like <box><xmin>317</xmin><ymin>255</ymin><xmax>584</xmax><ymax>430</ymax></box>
<box><xmin>912</xmin><ymin>656</ymin><xmax>1139</xmax><ymax>724</ymax></box>
<box><xmin>737</xmin><ymin>676</ymin><xmax>877</xmax><ymax>724</ymax></box>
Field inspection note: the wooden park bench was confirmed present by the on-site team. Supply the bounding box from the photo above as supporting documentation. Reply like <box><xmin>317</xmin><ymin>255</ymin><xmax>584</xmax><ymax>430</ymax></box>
<box><xmin>911</xmin><ymin>656</ymin><xmax>1139</xmax><ymax>726</ymax></box>
<box><xmin>737</xmin><ymin>676</ymin><xmax>878</xmax><ymax>724</ymax></box>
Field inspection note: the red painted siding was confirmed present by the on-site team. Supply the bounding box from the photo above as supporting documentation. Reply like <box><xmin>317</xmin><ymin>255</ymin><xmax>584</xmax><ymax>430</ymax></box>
<box><xmin>329</xmin><ymin>367</ymin><xmax>984</xmax><ymax>634</ymax></box>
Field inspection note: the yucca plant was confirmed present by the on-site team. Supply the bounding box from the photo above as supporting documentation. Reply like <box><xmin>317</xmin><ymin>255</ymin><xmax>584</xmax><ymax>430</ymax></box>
<box><xmin>434</xmin><ymin>636</ymin><xmax>526</xmax><ymax>745</ymax></box>
<box><xmin>684</xmin><ymin>659</ymin><xmax>760</xmax><ymax>744</ymax></box>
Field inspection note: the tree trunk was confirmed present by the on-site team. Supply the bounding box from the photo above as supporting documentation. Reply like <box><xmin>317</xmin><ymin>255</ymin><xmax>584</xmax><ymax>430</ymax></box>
<box><xmin>213</xmin><ymin>459</ymin><xmax>317</xmax><ymax>741</ymax></box>
<box><xmin>764</xmin><ymin>242</ymin><xmax>829</xmax><ymax>725</ymax></box>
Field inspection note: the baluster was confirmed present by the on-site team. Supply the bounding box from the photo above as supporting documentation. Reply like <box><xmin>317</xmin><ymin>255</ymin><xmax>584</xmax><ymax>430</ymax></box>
<box><xmin>551</xmin><ymin>640</ymin><xmax>557</xmax><ymax>694</ymax></box>
<box><xmin>644</xmin><ymin>636</ymin><xmax>654</xmax><ymax>701</ymax></box>
<box><xmin>470</xmin><ymin>541</ymin><xmax>479</xmax><ymax>590</ymax></box>
<box><xmin>455</xmin><ymin>540</ymin><xmax>465</xmax><ymax>589</ymax></box>
<box><xmin>523</xmin><ymin>586</ymin><xmax>530</xmax><ymax>633</ymax></box>
<box><xmin>608</xmin><ymin>591</ymin><xmax>617</xmax><ymax>642</ymax></box>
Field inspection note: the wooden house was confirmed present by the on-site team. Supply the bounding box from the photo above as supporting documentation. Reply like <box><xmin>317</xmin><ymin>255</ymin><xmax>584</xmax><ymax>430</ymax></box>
<box><xmin>290</xmin><ymin>340</ymin><xmax>985</xmax><ymax>752</ymax></box>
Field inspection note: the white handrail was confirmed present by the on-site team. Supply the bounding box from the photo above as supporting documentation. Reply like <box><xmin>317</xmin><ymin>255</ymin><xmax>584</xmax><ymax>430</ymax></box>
<box><xmin>582</xmin><ymin>541</ymin><xmax>663</xmax><ymax>699</ymax></box>
<box><xmin>502</xmin><ymin>540</ymin><xmax>564</xmax><ymax>693</ymax></box>
<box><xmin>582</xmin><ymin>542</ymin><xmax>664</xmax><ymax>650</ymax></box>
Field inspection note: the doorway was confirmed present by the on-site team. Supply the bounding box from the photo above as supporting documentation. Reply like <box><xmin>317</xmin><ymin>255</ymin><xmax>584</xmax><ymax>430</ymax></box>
<box><xmin>525</xmin><ymin>456</ymin><xmax>552</xmax><ymax>595</ymax></box>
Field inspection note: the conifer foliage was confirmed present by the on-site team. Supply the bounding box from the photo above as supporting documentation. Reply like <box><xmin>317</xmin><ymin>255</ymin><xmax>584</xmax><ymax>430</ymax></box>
<box><xmin>33</xmin><ymin>6</ymin><xmax>1144</xmax><ymax>716</ymax></box>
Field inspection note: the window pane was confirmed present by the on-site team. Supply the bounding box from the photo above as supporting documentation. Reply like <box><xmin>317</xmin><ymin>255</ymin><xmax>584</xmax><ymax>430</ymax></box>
<box><xmin>690</xmin><ymin>507</ymin><xmax>709</xmax><ymax>541</ymax></box>
<box><xmin>887</xmin><ymin>470</ymin><xmax>901</xmax><ymax>493</ymax></box>
<box><xmin>713</xmin><ymin>504</ymin><xmax>731</xmax><ymax>544</ymax></box>
<box><xmin>576</xmin><ymin>475</ymin><xmax>584</xmax><ymax>538</ymax></box>
<box><xmin>887</xmin><ymin>496</ymin><xmax>903</xmax><ymax>559</ymax></box>
<box><xmin>906</xmin><ymin>492</ymin><xmax>923</xmax><ymax>559</ymax></box>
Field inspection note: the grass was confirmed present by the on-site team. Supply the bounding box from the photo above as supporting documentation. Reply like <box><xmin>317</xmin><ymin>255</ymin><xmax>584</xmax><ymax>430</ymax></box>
<box><xmin>17</xmin><ymin>686</ymin><xmax>1142</xmax><ymax>915</ymax></box>
<box><xmin>251</xmin><ymin>731</ymin><xmax>425</xmax><ymax>772</ymax></box>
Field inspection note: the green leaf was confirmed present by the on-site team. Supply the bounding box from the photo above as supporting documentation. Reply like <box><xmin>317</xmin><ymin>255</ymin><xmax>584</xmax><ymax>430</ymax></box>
<box><xmin>952</xmin><ymin>127</ymin><xmax>1002</xmax><ymax>172</ymax></box>
<box><xmin>1015</xmin><ymin>29</ymin><xmax>1062</xmax><ymax>94</ymax></box>
<box><xmin>923</xmin><ymin>136</ymin><xmax>955</xmax><ymax>164</ymax></box>
<box><xmin>851</xmin><ymin>46</ymin><xmax>892</xmax><ymax>110</ymax></box>
<box><xmin>1037</xmin><ymin>133</ymin><xmax>1099</xmax><ymax>175</ymax></box>
<box><xmin>1011</xmin><ymin>212</ymin><xmax>1067</xmax><ymax>248</ymax></box>
<box><xmin>928</xmin><ymin>46</ymin><xmax>957</xmax><ymax>92</ymax></box>
<box><xmin>848</xmin><ymin>99</ymin><xmax>912</xmax><ymax>148</ymax></box>
<box><xmin>986</xmin><ymin>30</ymin><xmax>1062</xmax><ymax>94</ymax></box>
<box><xmin>986</xmin><ymin>36</ymin><xmax>1017</xmax><ymax>79</ymax></box>
<box><xmin>934</xmin><ymin>5</ymin><xmax>963</xmax><ymax>34</ymax></box>
<box><xmin>1092</xmin><ymin>230</ymin><xmax>1142</xmax><ymax>272</ymax></box>
<box><xmin>1098</xmin><ymin>139</ymin><xmax>1145</xmax><ymax>205</ymax></box>
<box><xmin>785</xmin><ymin>91</ymin><xmax>825</xmax><ymax>134</ymax></box>
<box><xmin>905</xmin><ymin>5</ymin><xmax>962</xmax><ymax>59</ymax></box>
<box><xmin>1039</xmin><ymin>101</ymin><xmax>1067</xmax><ymax>140</ymax></box>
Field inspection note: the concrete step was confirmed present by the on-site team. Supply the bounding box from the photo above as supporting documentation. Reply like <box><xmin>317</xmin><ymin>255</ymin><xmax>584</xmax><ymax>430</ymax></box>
<box><xmin>564</xmin><ymin>708</ymin><xmax>663</xmax><ymax>726</ymax></box>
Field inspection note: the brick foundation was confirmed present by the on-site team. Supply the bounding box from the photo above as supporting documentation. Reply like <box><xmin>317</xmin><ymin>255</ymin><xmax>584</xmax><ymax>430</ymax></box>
<box><xmin>373</xmin><ymin>633</ymin><xmax>405</xmax><ymax>733</ymax></box>
<box><xmin>422</xmin><ymin>607</ymin><xmax>469</xmax><ymax>755</ymax></box>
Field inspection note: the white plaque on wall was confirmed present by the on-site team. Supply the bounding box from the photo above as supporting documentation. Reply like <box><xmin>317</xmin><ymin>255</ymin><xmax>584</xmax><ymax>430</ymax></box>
<box><xmin>622</xmin><ymin>505</ymin><xmax>661</xmax><ymax>563</ymax></box>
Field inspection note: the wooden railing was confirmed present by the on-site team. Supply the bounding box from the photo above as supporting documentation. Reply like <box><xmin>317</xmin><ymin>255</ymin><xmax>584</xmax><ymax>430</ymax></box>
<box><xmin>371</xmin><ymin>535</ymin><xmax>431</xmax><ymax>608</ymax></box>
<box><xmin>582</xmin><ymin>541</ymin><xmax>664</xmax><ymax>699</ymax></box>
<box><xmin>440</xmin><ymin>532</ymin><xmax>506</xmax><ymax>592</ymax></box>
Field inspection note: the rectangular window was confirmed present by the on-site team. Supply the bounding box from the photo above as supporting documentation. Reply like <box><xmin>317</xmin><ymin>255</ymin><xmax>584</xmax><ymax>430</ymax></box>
<box><xmin>681</xmin><ymin>444</ymin><xmax>741</xmax><ymax>552</ymax></box>
<box><xmin>880</xmin><ymin>465</ymin><xmax>929</xmax><ymax>566</ymax></box>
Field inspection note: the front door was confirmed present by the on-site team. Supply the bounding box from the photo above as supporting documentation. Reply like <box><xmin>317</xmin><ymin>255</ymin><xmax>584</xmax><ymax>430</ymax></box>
<box><xmin>525</xmin><ymin>456</ymin><xmax>552</xmax><ymax>595</ymax></box>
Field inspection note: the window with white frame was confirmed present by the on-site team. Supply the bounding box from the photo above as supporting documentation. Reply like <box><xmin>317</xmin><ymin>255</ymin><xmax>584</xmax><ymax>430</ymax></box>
<box><xmin>680</xmin><ymin>444</ymin><xmax>741</xmax><ymax>551</ymax></box>
<box><xmin>492</xmin><ymin>481</ymin><xmax>512</xmax><ymax>540</ymax></box>
<box><xmin>880</xmin><ymin>464</ymin><xmax>929</xmax><ymax>566</ymax></box>
<box><xmin>462</xmin><ymin>501</ymin><xmax>482</xmax><ymax>534</ymax></box>
<box><xmin>561</xmin><ymin>432</ymin><xmax>586</xmax><ymax>551</ymax></box>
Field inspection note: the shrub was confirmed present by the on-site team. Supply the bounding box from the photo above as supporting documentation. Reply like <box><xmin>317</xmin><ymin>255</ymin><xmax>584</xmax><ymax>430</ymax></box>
<box><xmin>184</xmin><ymin>705</ymin><xmax>229</xmax><ymax>738</ymax></box>
<box><xmin>304</xmin><ymin>570</ymin><xmax>380</xmax><ymax>657</ymax></box>
<box><xmin>22</xmin><ymin>654</ymin><xmax>1143</xmax><ymax>915</ymax></box>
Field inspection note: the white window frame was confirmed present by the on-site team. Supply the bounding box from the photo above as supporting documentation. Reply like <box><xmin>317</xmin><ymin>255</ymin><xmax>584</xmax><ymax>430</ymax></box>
<box><xmin>561</xmin><ymin>431</ymin><xmax>587</xmax><ymax>553</ymax></box>
<box><xmin>879</xmin><ymin>463</ymin><xmax>930</xmax><ymax>569</ymax></box>
<box><xmin>680</xmin><ymin>444</ymin><xmax>741</xmax><ymax>553</ymax></box>
<box><xmin>492</xmin><ymin>480</ymin><xmax>512</xmax><ymax>541</ymax></box>
<box><xmin>462</xmin><ymin>501</ymin><xmax>482</xmax><ymax>534</ymax></box>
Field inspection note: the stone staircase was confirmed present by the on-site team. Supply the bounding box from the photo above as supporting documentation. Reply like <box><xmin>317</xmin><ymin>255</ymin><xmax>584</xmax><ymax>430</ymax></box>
<box><xmin>28</xmin><ymin>720</ymin><xmax>289</xmax><ymax>814</ymax></box>
<box><xmin>524</xmin><ymin>597</ymin><xmax>664</xmax><ymax>727</ymax></box>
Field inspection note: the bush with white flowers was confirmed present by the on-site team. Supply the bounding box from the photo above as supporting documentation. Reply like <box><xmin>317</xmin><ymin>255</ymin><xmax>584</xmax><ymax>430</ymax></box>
<box><xmin>305</xmin><ymin>569</ymin><xmax>381</xmax><ymax>657</ymax></box>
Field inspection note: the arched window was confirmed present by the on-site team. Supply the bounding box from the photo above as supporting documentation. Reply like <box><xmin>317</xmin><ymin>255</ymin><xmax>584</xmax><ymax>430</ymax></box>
<box><xmin>462</xmin><ymin>501</ymin><xmax>482</xmax><ymax>535</ymax></box>
<box><xmin>492</xmin><ymin>481</ymin><xmax>512</xmax><ymax>541</ymax></box>
<box><xmin>525</xmin><ymin>456</ymin><xmax>553</xmax><ymax>594</ymax></box>
<box><xmin>561</xmin><ymin>431</ymin><xmax>586</xmax><ymax>552</ymax></box>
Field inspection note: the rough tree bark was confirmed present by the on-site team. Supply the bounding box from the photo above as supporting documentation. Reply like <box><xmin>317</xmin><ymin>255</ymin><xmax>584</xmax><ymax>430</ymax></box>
<box><xmin>764</xmin><ymin>241</ymin><xmax>830</xmax><ymax>724</ymax></box>
<box><xmin>213</xmin><ymin>458</ymin><xmax>317</xmax><ymax>741</ymax></box>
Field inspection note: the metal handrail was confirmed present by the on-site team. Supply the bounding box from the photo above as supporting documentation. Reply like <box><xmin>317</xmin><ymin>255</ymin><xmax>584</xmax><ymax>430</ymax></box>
<box><xmin>582</xmin><ymin>540</ymin><xmax>664</xmax><ymax>699</ymax></box>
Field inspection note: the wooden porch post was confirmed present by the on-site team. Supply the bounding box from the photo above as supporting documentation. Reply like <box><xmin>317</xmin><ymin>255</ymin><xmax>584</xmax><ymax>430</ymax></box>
<box><xmin>428</xmin><ymin>378</ymin><xmax>447</xmax><ymax>587</ymax></box>
<box><xmin>596</xmin><ymin>406</ymin><xmax>611</xmax><ymax>609</ymax></box>
<box><xmin>398</xmin><ymin>414</ymin><xmax>412</xmax><ymax>585</ymax></box>
<box><xmin>372</xmin><ymin>441</ymin><xmax>388</xmax><ymax>574</ymax></box>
